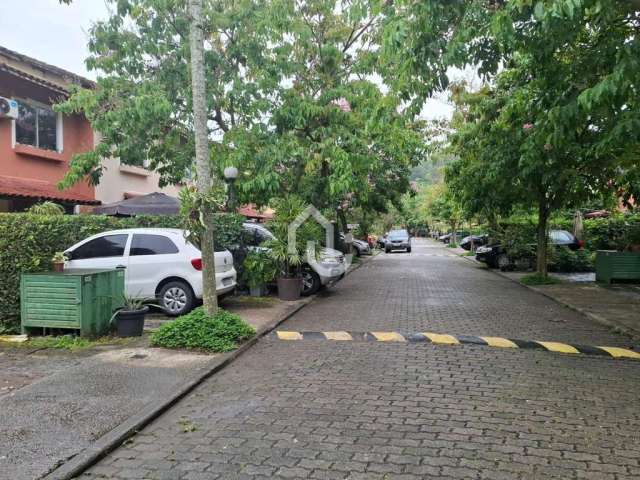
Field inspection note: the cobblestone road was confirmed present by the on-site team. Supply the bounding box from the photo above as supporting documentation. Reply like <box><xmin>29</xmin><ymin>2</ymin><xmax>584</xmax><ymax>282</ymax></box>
<box><xmin>80</xmin><ymin>239</ymin><xmax>640</xmax><ymax>480</ymax></box>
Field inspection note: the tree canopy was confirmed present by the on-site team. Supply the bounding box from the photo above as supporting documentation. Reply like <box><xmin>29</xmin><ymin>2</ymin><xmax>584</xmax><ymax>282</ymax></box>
<box><xmin>57</xmin><ymin>0</ymin><xmax>424</xmax><ymax>228</ymax></box>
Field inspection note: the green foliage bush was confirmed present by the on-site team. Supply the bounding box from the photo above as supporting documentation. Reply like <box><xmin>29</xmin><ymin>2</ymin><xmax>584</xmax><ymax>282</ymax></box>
<box><xmin>488</xmin><ymin>214</ymin><xmax>640</xmax><ymax>272</ymax></box>
<box><xmin>0</xmin><ymin>213</ymin><xmax>243</xmax><ymax>331</ymax></box>
<box><xmin>150</xmin><ymin>307</ymin><xmax>255</xmax><ymax>352</ymax></box>
<box><xmin>550</xmin><ymin>248</ymin><xmax>594</xmax><ymax>273</ymax></box>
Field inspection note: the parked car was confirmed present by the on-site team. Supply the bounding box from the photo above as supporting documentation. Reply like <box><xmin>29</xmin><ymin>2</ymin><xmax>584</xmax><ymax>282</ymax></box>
<box><xmin>385</xmin><ymin>229</ymin><xmax>411</xmax><ymax>253</ymax></box>
<box><xmin>64</xmin><ymin>228</ymin><xmax>237</xmax><ymax>316</ymax></box>
<box><xmin>339</xmin><ymin>233</ymin><xmax>371</xmax><ymax>257</ymax></box>
<box><xmin>376</xmin><ymin>234</ymin><xmax>388</xmax><ymax>248</ymax></box>
<box><xmin>475</xmin><ymin>229</ymin><xmax>583</xmax><ymax>270</ymax></box>
<box><xmin>438</xmin><ymin>231</ymin><xmax>470</xmax><ymax>244</ymax></box>
<box><xmin>459</xmin><ymin>234</ymin><xmax>489</xmax><ymax>251</ymax></box>
<box><xmin>242</xmin><ymin>222</ymin><xmax>346</xmax><ymax>296</ymax></box>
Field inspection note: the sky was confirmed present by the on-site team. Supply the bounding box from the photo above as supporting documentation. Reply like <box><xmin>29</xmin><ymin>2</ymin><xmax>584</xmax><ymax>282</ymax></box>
<box><xmin>0</xmin><ymin>0</ymin><xmax>110</xmax><ymax>79</ymax></box>
<box><xmin>0</xmin><ymin>0</ymin><xmax>456</xmax><ymax>119</ymax></box>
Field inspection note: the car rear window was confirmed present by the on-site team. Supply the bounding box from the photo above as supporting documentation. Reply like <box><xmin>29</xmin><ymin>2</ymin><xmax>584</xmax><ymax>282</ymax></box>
<box><xmin>130</xmin><ymin>234</ymin><xmax>179</xmax><ymax>256</ymax></box>
<box><xmin>73</xmin><ymin>234</ymin><xmax>128</xmax><ymax>259</ymax></box>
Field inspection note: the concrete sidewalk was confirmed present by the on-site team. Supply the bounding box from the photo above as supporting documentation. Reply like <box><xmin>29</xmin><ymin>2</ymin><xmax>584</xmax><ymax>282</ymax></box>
<box><xmin>0</xmin><ymin>295</ymin><xmax>308</xmax><ymax>480</ymax></box>
<box><xmin>502</xmin><ymin>273</ymin><xmax>640</xmax><ymax>340</ymax></box>
<box><xmin>448</xmin><ymin>243</ymin><xmax>640</xmax><ymax>339</ymax></box>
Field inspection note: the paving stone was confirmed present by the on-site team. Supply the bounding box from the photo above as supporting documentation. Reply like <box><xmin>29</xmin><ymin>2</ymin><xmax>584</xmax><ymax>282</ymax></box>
<box><xmin>80</xmin><ymin>240</ymin><xmax>640</xmax><ymax>480</ymax></box>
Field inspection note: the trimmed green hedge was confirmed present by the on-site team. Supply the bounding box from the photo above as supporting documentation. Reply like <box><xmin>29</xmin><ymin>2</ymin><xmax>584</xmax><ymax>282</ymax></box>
<box><xmin>0</xmin><ymin>213</ymin><xmax>243</xmax><ymax>332</ymax></box>
<box><xmin>488</xmin><ymin>214</ymin><xmax>640</xmax><ymax>272</ymax></box>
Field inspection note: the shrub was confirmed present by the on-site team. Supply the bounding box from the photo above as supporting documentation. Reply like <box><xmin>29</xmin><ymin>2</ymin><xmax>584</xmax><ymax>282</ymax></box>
<box><xmin>150</xmin><ymin>307</ymin><xmax>255</xmax><ymax>352</ymax></box>
<box><xmin>550</xmin><ymin>247</ymin><xmax>594</xmax><ymax>273</ymax></box>
<box><xmin>0</xmin><ymin>212</ymin><xmax>243</xmax><ymax>331</ymax></box>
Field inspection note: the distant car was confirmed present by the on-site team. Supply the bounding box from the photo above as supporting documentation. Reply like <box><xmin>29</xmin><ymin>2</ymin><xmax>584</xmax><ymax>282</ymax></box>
<box><xmin>376</xmin><ymin>235</ymin><xmax>388</xmax><ymax>248</ymax></box>
<box><xmin>475</xmin><ymin>229</ymin><xmax>583</xmax><ymax>269</ymax></box>
<box><xmin>242</xmin><ymin>223</ymin><xmax>346</xmax><ymax>296</ymax></box>
<box><xmin>385</xmin><ymin>229</ymin><xmax>411</xmax><ymax>253</ymax></box>
<box><xmin>459</xmin><ymin>234</ymin><xmax>489</xmax><ymax>251</ymax></box>
<box><xmin>439</xmin><ymin>231</ymin><xmax>470</xmax><ymax>244</ymax></box>
<box><xmin>339</xmin><ymin>233</ymin><xmax>371</xmax><ymax>257</ymax></box>
<box><xmin>64</xmin><ymin>228</ymin><xmax>237</xmax><ymax>316</ymax></box>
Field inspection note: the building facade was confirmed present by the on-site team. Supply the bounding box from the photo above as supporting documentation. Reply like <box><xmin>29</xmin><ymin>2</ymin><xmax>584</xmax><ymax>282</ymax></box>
<box><xmin>0</xmin><ymin>46</ymin><xmax>180</xmax><ymax>213</ymax></box>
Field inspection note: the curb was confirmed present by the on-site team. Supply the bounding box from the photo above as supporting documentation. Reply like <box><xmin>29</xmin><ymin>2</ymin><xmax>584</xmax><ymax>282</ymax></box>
<box><xmin>490</xmin><ymin>268</ymin><xmax>640</xmax><ymax>342</ymax></box>
<box><xmin>44</xmin><ymin>252</ymin><xmax>372</xmax><ymax>480</ymax></box>
<box><xmin>274</xmin><ymin>330</ymin><xmax>640</xmax><ymax>360</ymax></box>
<box><xmin>43</xmin><ymin>296</ymin><xmax>314</xmax><ymax>480</ymax></box>
<box><xmin>458</xmin><ymin>254</ymin><xmax>640</xmax><ymax>342</ymax></box>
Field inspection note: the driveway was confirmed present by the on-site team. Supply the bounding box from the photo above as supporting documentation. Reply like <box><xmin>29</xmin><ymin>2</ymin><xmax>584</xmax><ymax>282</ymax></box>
<box><xmin>77</xmin><ymin>238</ymin><xmax>640</xmax><ymax>479</ymax></box>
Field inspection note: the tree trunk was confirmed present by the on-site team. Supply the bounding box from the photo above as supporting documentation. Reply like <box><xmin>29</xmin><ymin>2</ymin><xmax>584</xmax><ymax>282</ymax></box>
<box><xmin>189</xmin><ymin>0</ymin><xmax>218</xmax><ymax>315</ymax></box>
<box><xmin>536</xmin><ymin>202</ymin><xmax>549</xmax><ymax>276</ymax></box>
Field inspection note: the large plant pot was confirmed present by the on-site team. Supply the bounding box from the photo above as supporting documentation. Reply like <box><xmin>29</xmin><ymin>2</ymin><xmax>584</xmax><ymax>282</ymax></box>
<box><xmin>277</xmin><ymin>277</ymin><xmax>301</xmax><ymax>301</ymax></box>
<box><xmin>52</xmin><ymin>262</ymin><xmax>64</xmax><ymax>272</ymax></box>
<box><xmin>595</xmin><ymin>250</ymin><xmax>640</xmax><ymax>284</ymax></box>
<box><xmin>116</xmin><ymin>306</ymin><xmax>148</xmax><ymax>337</ymax></box>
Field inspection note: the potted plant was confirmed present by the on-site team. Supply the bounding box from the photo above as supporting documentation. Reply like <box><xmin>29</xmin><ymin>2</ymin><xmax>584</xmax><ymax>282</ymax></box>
<box><xmin>111</xmin><ymin>295</ymin><xmax>150</xmax><ymax>337</ymax></box>
<box><xmin>52</xmin><ymin>252</ymin><xmax>66</xmax><ymax>272</ymax></box>
<box><xmin>595</xmin><ymin>223</ymin><xmax>640</xmax><ymax>284</ymax></box>
<box><xmin>242</xmin><ymin>250</ymin><xmax>277</xmax><ymax>297</ymax></box>
<box><xmin>264</xmin><ymin>197</ymin><xmax>323</xmax><ymax>301</ymax></box>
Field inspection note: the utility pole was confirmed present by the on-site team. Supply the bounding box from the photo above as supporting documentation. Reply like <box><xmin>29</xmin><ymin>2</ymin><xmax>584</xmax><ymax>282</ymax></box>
<box><xmin>189</xmin><ymin>0</ymin><xmax>218</xmax><ymax>314</ymax></box>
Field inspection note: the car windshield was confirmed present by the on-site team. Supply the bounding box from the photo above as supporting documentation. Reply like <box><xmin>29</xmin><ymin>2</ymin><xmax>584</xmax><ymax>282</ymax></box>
<box><xmin>388</xmin><ymin>230</ymin><xmax>408</xmax><ymax>240</ymax></box>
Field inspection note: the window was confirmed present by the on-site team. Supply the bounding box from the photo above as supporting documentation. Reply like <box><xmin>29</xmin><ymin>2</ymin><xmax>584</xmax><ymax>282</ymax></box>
<box><xmin>14</xmin><ymin>100</ymin><xmax>60</xmax><ymax>151</ymax></box>
<box><xmin>72</xmin><ymin>234</ymin><xmax>128</xmax><ymax>259</ymax></box>
<box><xmin>130</xmin><ymin>234</ymin><xmax>179</xmax><ymax>256</ymax></box>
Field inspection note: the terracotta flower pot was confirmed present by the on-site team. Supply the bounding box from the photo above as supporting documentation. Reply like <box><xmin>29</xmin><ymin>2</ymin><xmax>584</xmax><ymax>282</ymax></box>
<box><xmin>277</xmin><ymin>277</ymin><xmax>301</xmax><ymax>301</ymax></box>
<box><xmin>52</xmin><ymin>262</ymin><xmax>65</xmax><ymax>272</ymax></box>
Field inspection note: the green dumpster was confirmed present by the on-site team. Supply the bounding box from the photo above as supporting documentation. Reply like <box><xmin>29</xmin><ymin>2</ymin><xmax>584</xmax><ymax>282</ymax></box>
<box><xmin>20</xmin><ymin>269</ymin><xmax>125</xmax><ymax>337</ymax></box>
<box><xmin>595</xmin><ymin>250</ymin><xmax>640</xmax><ymax>284</ymax></box>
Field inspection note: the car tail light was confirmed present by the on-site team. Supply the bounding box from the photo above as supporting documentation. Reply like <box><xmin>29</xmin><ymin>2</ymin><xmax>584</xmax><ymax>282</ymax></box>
<box><xmin>191</xmin><ymin>258</ymin><xmax>203</xmax><ymax>270</ymax></box>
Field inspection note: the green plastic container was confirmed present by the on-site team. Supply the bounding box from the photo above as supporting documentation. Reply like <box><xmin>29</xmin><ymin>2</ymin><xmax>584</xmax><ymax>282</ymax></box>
<box><xmin>595</xmin><ymin>250</ymin><xmax>640</xmax><ymax>284</ymax></box>
<box><xmin>20</xmin><ymin>269</ymin><xmax>125</xmax><ymax>337</ymax></box>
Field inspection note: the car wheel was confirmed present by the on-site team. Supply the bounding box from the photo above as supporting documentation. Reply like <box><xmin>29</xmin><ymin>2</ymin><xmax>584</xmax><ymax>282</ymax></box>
<box><xmin>301</xmin><ymin>268</ymin><xmax>321</xmax><ymax>296</ymax></box>
<box><xmin>159</xmin><ymin>281</ymin><xmax>195</xmax><ymax>316</ymax></box>
<box><xmin>354</xmin><ymin>247</ymin><xmax>362</xmax><ymax>257</ymax></box>
<box><xmin>496</xmin><ymin>253</ymin><xmax>510</xmax><ymax>271</ymax></box>
<box><xmin>385</xmin><ymin>247</ymin><xmax>391</xmax><ymax>253</ymax></box>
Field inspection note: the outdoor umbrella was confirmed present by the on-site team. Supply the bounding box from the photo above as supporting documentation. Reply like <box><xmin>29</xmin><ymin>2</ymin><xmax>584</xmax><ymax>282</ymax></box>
<box><xmin>92</xmin><ymin>192</ymin><xmax>180</xmax><ymax>216</ymax></box>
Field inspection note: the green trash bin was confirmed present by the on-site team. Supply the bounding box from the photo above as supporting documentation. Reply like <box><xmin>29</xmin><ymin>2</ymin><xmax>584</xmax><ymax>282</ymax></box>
<box><xmin>20</xmin><ymin>268</ymin><xmax>125</xmax><ymax>337</ymax></box>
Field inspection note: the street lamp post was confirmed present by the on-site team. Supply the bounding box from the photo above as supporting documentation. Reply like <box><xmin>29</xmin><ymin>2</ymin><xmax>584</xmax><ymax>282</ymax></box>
<box><xmin>223</xmin><ymin>166</ymin><xmax>239</xmax><ymax>211</ymax></box>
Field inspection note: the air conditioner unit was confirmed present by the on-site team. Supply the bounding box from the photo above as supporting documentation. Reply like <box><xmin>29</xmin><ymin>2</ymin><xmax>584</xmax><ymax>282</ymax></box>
<box><xmin>0</xmin><ymin>96</ymin><xmax>18</xmax><ymax>119</ymax></box>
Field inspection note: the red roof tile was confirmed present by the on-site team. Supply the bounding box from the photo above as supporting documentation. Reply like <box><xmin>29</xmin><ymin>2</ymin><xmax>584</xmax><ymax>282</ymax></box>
<box><xmin>0</xmin><ymin>175</ymin><xmax>99</xmax><ymax>205</ymax></box>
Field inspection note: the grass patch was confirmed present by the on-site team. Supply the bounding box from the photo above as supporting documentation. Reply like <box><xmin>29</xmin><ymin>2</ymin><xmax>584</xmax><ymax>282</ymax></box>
<box><xmin>447</xmin><ymin>243</ymin><xmax>458</xmax><ymax>248</ymax></box>
<box><xmin>150</xmin><ymin>307</ymin><xmax>255</xmax><ymax>352</ymax></box>
<box><xmin>520</xmin><ymin>273</ymin><xmax>562</xmax><ymax>286</ymax></box>
<box><xmin>16</xmin><ymin>335</ymin><xmax>126</xmax><ymax>351</ymax></box>
<box><xmin>459</xmin><ymin>251</ymin><xmax>475</xmax><ymax>257</ymax></box>
<box><xmin>228</xmin><ymin>295</ymin><xmax>276</xmax><ymax>308</ymax></box>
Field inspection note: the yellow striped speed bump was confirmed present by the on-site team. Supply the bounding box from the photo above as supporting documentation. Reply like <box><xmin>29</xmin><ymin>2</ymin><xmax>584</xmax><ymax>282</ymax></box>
<box><xmin>274</xmin><ymin>331</ymin><xmax>640</xmax><ymax>360</ymax></box>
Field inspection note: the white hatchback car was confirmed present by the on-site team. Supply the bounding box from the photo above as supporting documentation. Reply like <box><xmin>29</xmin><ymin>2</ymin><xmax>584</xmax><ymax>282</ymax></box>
<box><xmin>64</xmin><ymin>228</ymin><xmax>236</xmax><ymax>315</ymax></box>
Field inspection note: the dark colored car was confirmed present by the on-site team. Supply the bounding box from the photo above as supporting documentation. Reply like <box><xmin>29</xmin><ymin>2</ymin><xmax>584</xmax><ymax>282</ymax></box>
<box><xmin>376</xmin><ymin>235</ymin><xmax>387</xmax><ymax>248</ymax></box>
<box><xmin>459</xmin><ymin>234</ymin><xmax>489</xmax><ymax>251</ymax></box>
<box><xmin>438</xmin><ymin>231</ymin><xmax>470</xmax><ymax>244</ymax></box>
<box><xmin>475</xmin><ymin>229</ymin><xmax>583</xmax><ymax>269</ymax></box>
<box><xmin>385</xmin><ymin>229</ymin><xmax>411</xmax><ymax>253</ymax></box>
